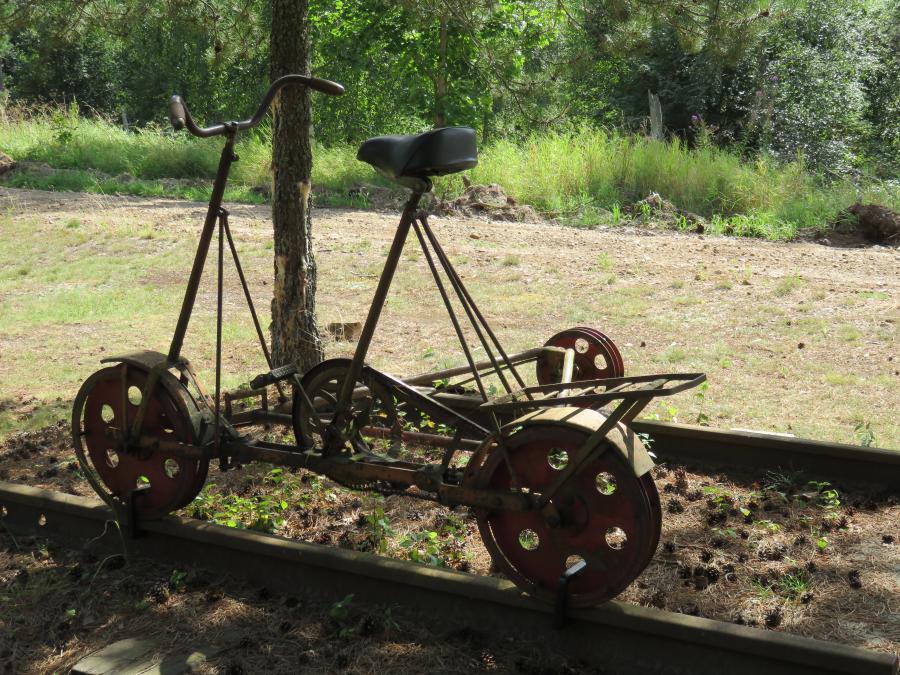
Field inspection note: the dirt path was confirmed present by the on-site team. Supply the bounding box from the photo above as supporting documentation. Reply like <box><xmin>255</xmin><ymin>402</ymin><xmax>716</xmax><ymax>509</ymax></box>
<box><xmin>0</xmin><ymin>187</ymin><xmax>897</xmax><ymax>446</ymax></box>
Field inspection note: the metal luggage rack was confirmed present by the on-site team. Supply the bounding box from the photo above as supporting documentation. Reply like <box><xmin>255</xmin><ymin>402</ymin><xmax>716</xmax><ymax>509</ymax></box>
<box><xmin>481</xmin><ymin>373</ymin><xmax>708</xmax><ymax>416</ymax></box>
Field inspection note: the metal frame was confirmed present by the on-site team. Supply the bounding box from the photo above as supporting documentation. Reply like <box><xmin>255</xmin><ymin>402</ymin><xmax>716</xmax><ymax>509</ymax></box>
<box><xmin>83</xmin><ymin>78</ymin><xmax>710</xmax><ymax>573</ymax></box>
<box><xmin>110</xmin><ymin>132</ymin><xmax>705</xmax><ymax>510</ymax></box>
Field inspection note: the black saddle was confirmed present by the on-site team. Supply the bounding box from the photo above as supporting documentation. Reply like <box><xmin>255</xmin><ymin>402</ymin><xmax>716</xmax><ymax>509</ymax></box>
<box><xmin>357</xmin><ymin>127</ymin><xmax>477</xmax><ymax>185</ymax></box>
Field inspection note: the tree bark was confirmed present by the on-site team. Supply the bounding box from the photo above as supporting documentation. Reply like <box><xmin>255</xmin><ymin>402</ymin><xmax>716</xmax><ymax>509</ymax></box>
<box><xmin>269</xmin><ymin>0</ymin><xmax>324</xmax><ymax>371</ymax></box>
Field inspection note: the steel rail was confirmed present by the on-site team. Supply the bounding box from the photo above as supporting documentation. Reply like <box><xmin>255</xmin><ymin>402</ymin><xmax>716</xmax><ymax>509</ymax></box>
<box><xmin>0</xmin><ymin>482</ymin><xmax>896</xmax><ymax>675</ymax></box>
<box><xmin>630</xmin><ymin>420</ymin><xmax>900</xmax><ymax>489</ymax></box>
<box><xmin>230</xmin><ymin>391</ymin><xmax>900</xmax><ymax>489</ymax></box>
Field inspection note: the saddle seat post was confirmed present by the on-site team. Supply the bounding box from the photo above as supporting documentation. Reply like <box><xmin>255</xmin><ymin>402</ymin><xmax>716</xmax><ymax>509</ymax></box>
<box><xmin>334</xmin><ymin>186</ymin><xmax>429</xmax><ymax>415</ymax></box>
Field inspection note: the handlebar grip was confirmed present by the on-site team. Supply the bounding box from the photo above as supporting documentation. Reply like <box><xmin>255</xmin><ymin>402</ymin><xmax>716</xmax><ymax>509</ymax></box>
<box><xmin>169</xmin><ymin>95</ymin><xmax>187</xmax><ymax>131</ymax></box>
<box><xmin>305</xmin><ymin>77</ymin><xmax>345</xmax><ymax>97</ymax></box>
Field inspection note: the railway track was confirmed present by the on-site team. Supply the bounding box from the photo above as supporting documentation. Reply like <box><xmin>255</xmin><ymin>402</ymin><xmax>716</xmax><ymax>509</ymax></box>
<box><xmin>632</xmin><ymin>420</ymin><xmax>900</xmax><ymax>488</ymax></box>
<box><xmin>2</xmin><ymin>476</ymin><xmax>897</xmax><ymax>675</ymax></box>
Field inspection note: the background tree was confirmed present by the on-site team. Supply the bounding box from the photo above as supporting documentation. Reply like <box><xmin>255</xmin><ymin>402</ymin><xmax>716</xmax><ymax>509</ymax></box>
<box><xmin>864</xmin><ymin>1</ymin><xmax>900</xmax><ymax>176</ymax></box>
<box><xmin>269</xmin><ymin>0</ymin><xmax>323</xmax><ymax>370</ymax></box>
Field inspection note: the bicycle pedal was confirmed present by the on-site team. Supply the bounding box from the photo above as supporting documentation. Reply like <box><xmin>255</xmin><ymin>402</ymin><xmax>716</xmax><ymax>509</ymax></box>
<box><xmin>250</xmin><ymin>363</ymin><xmax>298</xmax><ymax>389</ymax></box>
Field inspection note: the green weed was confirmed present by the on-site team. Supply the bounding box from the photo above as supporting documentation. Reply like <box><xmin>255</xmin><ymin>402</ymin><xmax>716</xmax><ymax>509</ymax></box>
<box><xmin>854</xmin><ymin>421</ymin><xmax>876</xmax><ymax>448</ymax></box>
<box><xmin>365</xmin><ymin>500</ymin><xmax>394</xmax><ymax>554</ymax></box>
<box><xmin>774</xmin><ymin>274</ymin><xmax>804</xmax><ymax>297</ymax></box>
<box><xmin>776</xmin><ymin>571</ymin><xmax>812</xmax><ymax>599</ymax></box>
<box><xmin>398</xmin><ymin>512</ymin><xmax>470</xmax><ymax>568</ymax></box>
<box><xmin>187</xmin><ymin>467</ymin><xmax>296</xmax><ymax>533</ymax></box>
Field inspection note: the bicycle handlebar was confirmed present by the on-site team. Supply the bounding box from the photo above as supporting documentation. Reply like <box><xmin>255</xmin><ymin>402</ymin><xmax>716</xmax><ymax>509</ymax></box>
<box><xmin>169</xmin><ymin>74</ymin><xmax>345</xmax><ymax>138</ymax></box>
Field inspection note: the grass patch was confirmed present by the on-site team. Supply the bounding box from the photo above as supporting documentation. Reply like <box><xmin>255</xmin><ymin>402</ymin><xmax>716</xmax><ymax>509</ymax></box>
<box><xmin>663</xmin><ymin>346</ymin><xmax>688</xmax><ymax>364</ymax></box>
<box><xmin>857</xmin><ymin>291</ymin><xmax>889</xmax><ymax>301</ymax></box>
<box><xmin>0</xmin><ymin>400</ymin><xmax>69</xmax><ymax>439</ymax></box>
<box><xmin>0</xmin><ymin>187</ymin><xmax>896</xmax><ymax>447</ymax></box>
<box><xmin>824</xmin><ymin>372</ymin><xmax>858</xmax><ymax>386</ymax></box>
<box><xmin>836</xmin><ymin>325</ymin><xmax>862</xmax><ymax>342</ymax></box>
<box><xmin>774</xmin><ymin>274</ymin><xmax>804</xmax><ymax>297</ymax></box>
<box><xmin>1</xmin><ymin>165</ymin><xmax>267</xmax><ymax>204</ymax></box>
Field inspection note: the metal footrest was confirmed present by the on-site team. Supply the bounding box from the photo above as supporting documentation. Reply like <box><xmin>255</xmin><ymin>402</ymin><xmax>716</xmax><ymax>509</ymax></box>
<box><xmin>480</xmin><ymin>373</ymin><xmax>707</xmax><ymax>414</ymax></box>
<box><xmin>250</xmin><ymin>363</ymin><xmax>298</xmax><ymax>390</ymax></box>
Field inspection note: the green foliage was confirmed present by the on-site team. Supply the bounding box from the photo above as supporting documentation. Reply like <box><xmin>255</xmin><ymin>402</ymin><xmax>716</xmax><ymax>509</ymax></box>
<box><xmin>2</xmin><ymin>0</ymin><xmax>270</xmax><ymax>126</ymax></box>
<box><xmin>579</xmin><ymin>0</ymin><xmax>897</xmax><ymax>175</ymax></box>
<box><xmin>753</xmin><ymin>519</ymin><xmax>782</xmax><ymax>534</ymax></box>
<box><xmin>0</xmin><ymin>0</ymin><xmax>897</xmax><ymax>183</ymax></box>
<box><xmin>694</xmin><ymin>380</ymin><xmax>710</xmax><ymax>425</ymax></box>
<box><xmin>440</xmin><ymin>129</ymin><xmax>900</xmax><ymax>232</ymax></box>
<box><xmin>365</xmin><ymin>500</ymin><xmax>394</xmax><ymax>553</ymax></box>
<box><xmin>399</xmin><ymin>529</ymin><xmax>444</xmax><ymax>566</ymax></box>
<box><xmin>854</xmin><ymin>421</ymin><xmax>876</xmax><ymax>448</ymax></box>
<box><xmin>776</xmin><ymin>570</ymin><xmax>812</xmax><ymax>599</ymax></box>
<box><xmin>398</xmin><ymin>511</ymin><xmax>470</xmax><ymax>567</ymax></box>
<box><xmin>328</xmin><ymin>594</ymin><xmax>357</xmax><ymax>637</ymax></box>
<box><xmin>169</xmin><ymin>569</ymin><xmax>188</xmax><ymax>592</ymax></box>
<box><xmin>749</xmin><ymin>0</ymin><xmax>877</xmax><ymax>172</ymax></box>
<box><xmin>308</xmin><ymin>0</ymin><xmax>572</xmax><ymax>141</ymax></box>
<box><xmin>188</xmin><ymin>467</ymin><xmax>296</xmax><ymax>533</ymax></box>
<box><xmin>865</xmin><ymin>3</ymin><xmax>900</xmax><ymax>175</ymax></box>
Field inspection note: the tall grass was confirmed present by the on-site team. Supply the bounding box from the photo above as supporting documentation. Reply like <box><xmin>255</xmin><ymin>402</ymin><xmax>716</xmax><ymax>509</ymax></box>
<box><xmin>2</xmin><ymin>108</ymin><xmax>897</xmax><ymax>238</ymax></box>
<box><xmin>437</xmin><ymin>131</ymin><xmax>899</xmax><ymax>231</ymax></box>
<box><xmin>0</xmin><ymin>107</ymin><xmax>374</xmax><ymax>191</ymax></box>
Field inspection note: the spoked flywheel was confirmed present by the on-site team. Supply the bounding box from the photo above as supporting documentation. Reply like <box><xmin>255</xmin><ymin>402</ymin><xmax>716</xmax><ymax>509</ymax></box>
<box><xmin>535</xmin><ymin>327</ymin><xmax>625</xmax><ymax>386</ymax></box>
<box><xmin>292</xmin><ymin>358</ymin><xmax>400</xmax><ymax>454</ymax></box>
<box><xmin>72</xmin><ymin>364</ymin><xmax>208</xmax><ymax>520</ymax></box>
<box><xmin>472</xmin><ymin>421</ymin><xmax>660</xmax><ymax>607</ymax></box>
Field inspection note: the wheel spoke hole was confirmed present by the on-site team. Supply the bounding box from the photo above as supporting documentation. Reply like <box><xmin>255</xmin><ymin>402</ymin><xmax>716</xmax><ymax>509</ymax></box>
<box><xmin>596</xmin><ymin>472</ymin><xmax>617</xmax><ymax>496</ymax></box>
<box><xmin>163</xmin><ymin>459</ymin><xmax>180</xmax><ymax>479</ymax></box>
<box><xmin>547</xmin><ymin>448</ymin><xmax>568</xmax><ymax>470</ymax></box>
<box><xmin>38</xmin><ymin>514</ymin><xmax>47</xmax><ymax>526</ymax></box>
<box><xmin>0</xmin><ymin>506</ymin><xmax>7</xmax><ymax>518</ymax></box>
<box><xmin>574</xmin><ymin>338</ymin><xmax>589</xmax><ymax>354</ymax></box>
<box><xmin>127</xmin><ymin>386</ymin><xmax>142</xmax><ymax>406</ymax></box>
<box><xmin>565</xmin><ymin>554</ymin><xmax>585</xmax><ymax>570</ymax></box>
<box><xmin>518</xmin><ymin>529</ymin><xmax>540</xmax><ymax>551</ymax></box>
<box><xmin>136</xmin><ymin>475</ymin><xmax>151</xmax><ymax>489</ymax></box>
<box><xmin>101</xmin><ymin>404</ymin><xmax>115</xmax><ymax>423</ymax></box>
<box><xmin>593</xmin><ymin>353</ymin><xmax>609</xmax><ymax>369</ymax></box>
<box><xmin>105</xmin><ymin>449</ymin><xmax>119</xmax><ymax>468</ymax></box>
<box><xmin>605</xmin><ymin>526</ymin><xmax>627</xmax><ymax>550</ymax></box>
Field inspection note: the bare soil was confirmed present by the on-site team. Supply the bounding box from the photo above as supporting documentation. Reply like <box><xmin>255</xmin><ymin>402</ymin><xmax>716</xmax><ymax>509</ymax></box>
<box><xmin>0</xmin><ymin>528</ymin><xmax>590</xmax><ymax>675</ymax></box>
<box><xmin>0</xmin><ymin>422</ymin><xmax>897</xmax><ymax>671</ymax></box>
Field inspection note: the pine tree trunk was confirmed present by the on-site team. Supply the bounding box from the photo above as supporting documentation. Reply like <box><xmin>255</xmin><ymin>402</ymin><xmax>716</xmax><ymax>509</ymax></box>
<box><xmin>269</xmin><ymin>0</ymin><xmax>324</xmax><ymax>371</ymax></box>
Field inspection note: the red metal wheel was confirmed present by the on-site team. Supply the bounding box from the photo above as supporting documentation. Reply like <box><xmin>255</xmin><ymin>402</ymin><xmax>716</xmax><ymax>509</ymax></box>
<box><xmin>535</xmin><ymin>327</ymin><xmax>624</xmax><ymax>386</ymax></box>
<box><xmin>72</xmin><ymin>365</ymin><xmax>208</xmax><ymax>520</ymax></box>
<box><xmin>641</xmin><ymin>472</ymin><xmax>662</xmax><ymax>560</ymax></box>
<box><xmin>573</xmin><ymin>326</ymin><xmax>625</xmax><ymax>377</ymax></box>
<box><xmin>474</xmin><ymin>423</ymin><xmax>658</xmax><ymax>606</ymax></box>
